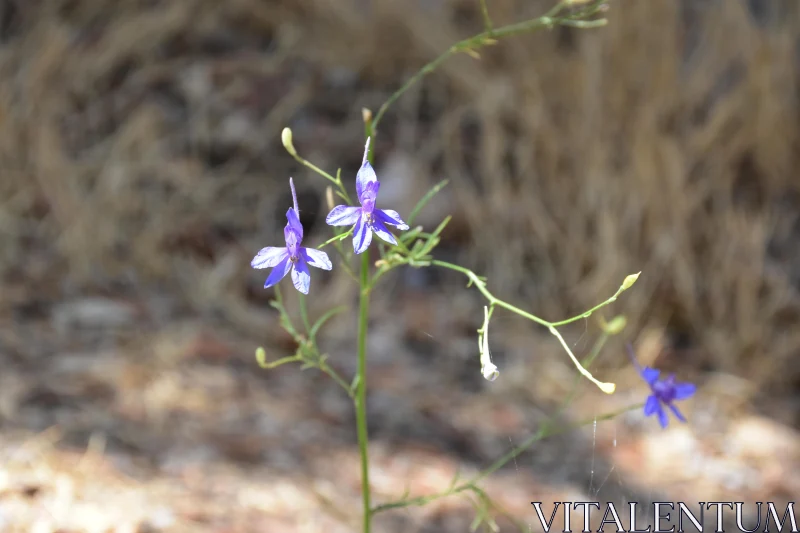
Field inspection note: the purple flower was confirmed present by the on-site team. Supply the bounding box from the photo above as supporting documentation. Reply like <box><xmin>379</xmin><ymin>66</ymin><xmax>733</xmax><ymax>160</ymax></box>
<box><xmin>627</xmin><ymin>344</ymin><xmax>696</xmax><ymax>429</ymax></box>
<box><xmin>325</xmin><ymin>138</ymin><xmax>409</xmax><ymax>254</ymax></box>
<box><xmin>251</xmin><ymin>178</ymin><xmax>332</xmax><ymax>294</ymax></box>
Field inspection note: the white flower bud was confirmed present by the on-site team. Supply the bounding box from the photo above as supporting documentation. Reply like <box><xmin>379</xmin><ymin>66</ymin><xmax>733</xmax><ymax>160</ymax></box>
<box><xmin>482</xmin><ymin>361</ymin><xmax>499</xmax><ymax>382</ymax></box>
<box><xmin>479</xmin><ymin>306</ymin><xmax>498</xmax><ymax>382</ymax></box>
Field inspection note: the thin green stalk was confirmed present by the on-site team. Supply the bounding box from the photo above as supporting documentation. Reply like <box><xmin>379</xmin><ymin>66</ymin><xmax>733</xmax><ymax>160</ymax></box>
<box><xmin>298</xmin><ymin>294</ymin><xmax>312</xmax><ymax>332</ymax></box>
<box><xmin>372</xmin><ymin>332</ymin><xmax>612</xmax><ymax>514</ymax></box>
<box><xmin>355</xmin><ymin>251</ymin><xmax>372</xmax><ymax>533</ymax></box>
<box><xmin>430</xmin><ymin>260</ymin><xmax>547</xmax><ymax>325</ymax></box>
<box><xmin>370</xmin><ymin>0</ymin><xmax>608</xmax><ymax>134</ymax></box>
<box><xmin>286</xmin><ymin>151</ymin><xmax>353</xmax><ymax>205</ymax></box>
<box><xmin>371</xmin><ymin>330</ymin><xmax>619</xmax><ymax>516</ymax></box>
<box><xmin>372</xmin><ymin>402</ymin><xmax>641</xmax><ymax>514</ymax></box>
<box><xmin>430</xmin><ymin>259</ymin><xmax>617</xmax><ymax>393</ymax></box>
<box><xmin>478</xmin><ymin>0</ymin><xmax>493</xmax><ymax>31</ymax></box>
<box><xmin>469</xmin><ymin>402</ymin><xmax>636</xmax><ymax>487</ymax></box>
<box><xmin>549</xmin><ymin>291</ymin><xmax>622</xmax><ymax>327</ymax></box>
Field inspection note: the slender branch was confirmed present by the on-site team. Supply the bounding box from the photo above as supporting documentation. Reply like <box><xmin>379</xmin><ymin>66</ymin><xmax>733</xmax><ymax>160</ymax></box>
<box><xmin>258</xmin><ymin>292</ymin><xmax>355</xmax><ymax>398</ymax></box>
<box><xmin>256</xmin><ymin>353</ymin><xmax>301</xmax><ymax>369</ymax></box>
<box><xmin>549</xmin><ymin>277</ymin><xmax>633</xmax><ymax>327</ymax></box>
<box><xmin>549</xmin><ymin>326</ymin><xmax>614</xmax><ymax>393</ymax></box>
<box><xmin>282</xmin><ymin>130</ymin><xmax>354</xmax><ymax>206</ymax></box>
<box><xmin>318</xmin><ymin>228</ymin><xmax>354</xmax><ymax>248</ymax></box>
<box><xmin>479</xmin><ymin>0</ymin><xmax>493</xmax><ymax>31</ymax></box>
<box><xmin>430</xmin><ymin>259</ymin><xmax>618</xmax><ymax>393</ymax></box>
<box><xmin>299</xmin><ymin>294</ymin><xmax>312</xmax><ymax>333</ymax></box>
<box><xmin>318</xmin><ymin>359</ymin><xmax>355</xmax><ymax>400</ymax></box>
<box><xmin>355</xmin><ymin>251</ymin><xmax>372</xmax><ymax>532</ymax></box>
<box><xmin>288</xmin><ymin>150</ymin><xmax>339</xmax><ymax>187</ymax></box>
<box><xmin>372</xmin><ymin>403</ymin><xmax>640</xmax><ymax>514</ymax></box>
<box><xmin>371</xmin><ymin>0</ymin><xmax>608</xmax><ymax>133</ymax></box>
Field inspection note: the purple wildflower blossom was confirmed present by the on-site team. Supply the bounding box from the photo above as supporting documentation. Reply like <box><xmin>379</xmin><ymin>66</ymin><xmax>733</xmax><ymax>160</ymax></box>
<box><xmin>251</xmin><ymin>178</ymin><xmax>332</xmax><ymax>294</ymax></box>
<box><xmin>325</xmin><ymin>138</ymin><xmax>409</xmax><ymax>254</ymax></box>
<box><xmin>627</xmin><ymin>344</ymin><xmax>696</xmax><ymax>429</ymax></box>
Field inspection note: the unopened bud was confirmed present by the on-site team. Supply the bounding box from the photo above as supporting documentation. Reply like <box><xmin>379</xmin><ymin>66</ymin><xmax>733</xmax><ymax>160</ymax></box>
<box><xmin>604</xmin><ymin>315</ymin><xmax>627</xmax><ymax>335</ymax></box>
<box><xmin>479</xmin><ymin>306</ymin><xmax>498</xmax><ymax>382</ymax></box>
<box><xmin>326</xmin><ymin>186</ymin><xmax>335</xmax><ymax>212</ymax></box>
<box><xmin>255</xmin><ymin>347</ymin><xmax>267</xmax><ymax>367</ymax></box>
<box><xmin>281</xmin><ymin>127</ymin><xmax>296</xmax><ymax>156</ymax></box>
<box><xmin>482</xmin><ymin>361</ymin><xmax>499</xmax><ymax>381</ymax></box>
<box><xmin>465</xmin><ymin>48</ymin><xmax>481</xmax><ymax>60</ymax></box>
<box><xmin>362</xmin><ymin>108</ymin><xmax>373</xmax><ymax>124</ymax></box>
<box><xmin>598</xmin><ymin>382</ymin><xmax>616</xmax><ymax>394</ymax></box>
<box><xmin>620</xmin><ymin>271</ymin><xmax>641</xmax><ymax>292</ymax></box>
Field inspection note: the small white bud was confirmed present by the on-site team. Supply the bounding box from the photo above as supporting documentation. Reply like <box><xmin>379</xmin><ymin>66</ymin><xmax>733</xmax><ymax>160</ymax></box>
<box><xmin>482</xmin><ymin>361</ymin><xmax>499</xmax><ymax>382</ymax></box>
<box><xmin>479</xmin><ymin>306</ymin><xmax>498</xmax><ymax>382</ymax></box>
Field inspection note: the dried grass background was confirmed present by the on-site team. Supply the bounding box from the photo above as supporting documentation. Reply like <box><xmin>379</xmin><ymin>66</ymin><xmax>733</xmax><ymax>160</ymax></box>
<box><xmin>1</xmin><ymin>0</ymin><xmax>800</xmax><ymax>531</ymax></box>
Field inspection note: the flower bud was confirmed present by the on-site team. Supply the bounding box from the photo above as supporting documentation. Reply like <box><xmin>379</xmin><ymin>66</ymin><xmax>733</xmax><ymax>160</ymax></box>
<box><xmin>255</xmin><ymin>347</ymin><xmax>267</xmax><ymax>367</ymax></box>
<box><xmin>603</xmin><ymin>315</ymin><xmax>627</xmax><ymax>335</ymax></box>
<box><xmin>598</xmin><ymin>382</ymin><xmax>616</xmax><ymax>394</ymax></box>
<box><xmin>281</xmin><ymin>127</ymin><xmax>296</xmax><ymax>156</ymax></box>
<box><xmin>482</xmin><ymin>361</ymin><xmax>499</xmax><ymax>382</ymax></box>
<box><xmin>479</xmin><ymin>306</ymin><xmax>498</xmax><ymax>382</ymax></box>
<box><xmin>620</xmin><ymin>271</ymin><xmax>641</xmax><ymax>292</ymax></box>
<box><xmin>326</xmin><ymin>185</ymin><xmax>335</xmax><ymax>212</ymax></box>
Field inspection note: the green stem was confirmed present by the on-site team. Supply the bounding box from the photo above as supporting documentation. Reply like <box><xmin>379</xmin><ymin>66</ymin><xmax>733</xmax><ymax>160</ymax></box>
<box><xmin>355</xmin><ymin>251</ymin><xmax>372</xmax><ymax>532</ymax></box>
<box><xmin>287</xmin><ymin>152</ymin><xmax>353</xmax><ymax>205</ymax></box>
<box><xmin>319</xmin><ymin>359</ymin><xmax>356</xmax><ymax>400</ymax></box>
<box><xmin>370</xmin><ymin>1</ymin><xmax>608</xmax><ymax>134</ymax></box>
<box><xmin>298</xmin><ymin>294</ymin><xmax>312</xmax><ymax>332</ymax></box>
<box><xmin>469</xmin><ymin>403</ymin><xmax>636</xmax><ymax>487</ymax></box>
<box><xmin>430</xmin><ymin>259</ymin><xmax>616</xmax><ymax>393</ymax></box>
<box><xmin>430</xmin><ymin>260</ymin><xmax>546</xmax><ymax>324</ymax></box>
<box><xmin>478</xmin><ymin>0</ymin><xmax>492</xmax><ymax>31</ymax></box>
<box><xmin>549</xmin><ymin>291</ymin><xmax>622</xmax><ymax>327</ymax></box>
<box><xmin>371</xmin><ymin>402</ymin><xmax>641</xmax><ymax>514</ymax></box>
<box><xmin>370</xmin><ymin>334</ymin><xmax>619</xmax><ymax>514</ymax></box>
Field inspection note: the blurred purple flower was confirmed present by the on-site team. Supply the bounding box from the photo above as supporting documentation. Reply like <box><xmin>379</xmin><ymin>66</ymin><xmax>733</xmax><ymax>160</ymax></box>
<box><xmin>325</xmin><ymin>138</ymin><xmax>409</xmax><ymax>254</ymax></box>
<box><xmin>627</xmin><ymin>344</ymin><xmax>696</xmax><ymax>429</ymax></box>
<box><xmin>251</xmin><ymin>178</ymin><xmax>332</xmax><ymax>294</ymax></box>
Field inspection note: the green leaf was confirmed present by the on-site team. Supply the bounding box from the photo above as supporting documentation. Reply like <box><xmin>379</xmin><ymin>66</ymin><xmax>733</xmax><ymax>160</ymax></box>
<box><xmin>408</xmin><ymin>179</ymin><xmax>449</xmax><ymax>226</ymax></box>
<box><xmin>399</xmin><ymin>226</ymin><xmax>423</xmax><ymax>244</ymax></box>
<box><xmin>309</xmin><ymin>306</ymin><xmax>348</xmax><ymax>340</ymax></box>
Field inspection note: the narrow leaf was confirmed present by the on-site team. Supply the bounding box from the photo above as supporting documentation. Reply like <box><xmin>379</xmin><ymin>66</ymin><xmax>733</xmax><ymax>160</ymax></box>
<box><xmin>408</xmin><ymin>179</ymin><xmax>449</xmax><ymax>226</ymax></box>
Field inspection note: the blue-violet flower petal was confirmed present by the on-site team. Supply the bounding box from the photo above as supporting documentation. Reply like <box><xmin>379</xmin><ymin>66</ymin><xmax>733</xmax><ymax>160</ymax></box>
<box><xmin>253</xmin><ymin>178</ymin><xmax>332</xmax><ymax>293</ymax></box>
<box><xmin>627</xmin><ymin>344</ymin><xmax>696</xmax><ymax>429</ymax></box>
<box><xmin>324</xmin><ymin>138</ymin><xmax>408</xmax><ymax>254</ymax></box>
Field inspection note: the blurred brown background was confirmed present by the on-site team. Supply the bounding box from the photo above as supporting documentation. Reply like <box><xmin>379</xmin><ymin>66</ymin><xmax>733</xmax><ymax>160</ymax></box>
<box><xmin>0</xmin><ymin>0</ymin><xmax>799</xmax><ymax>531</ymax></box>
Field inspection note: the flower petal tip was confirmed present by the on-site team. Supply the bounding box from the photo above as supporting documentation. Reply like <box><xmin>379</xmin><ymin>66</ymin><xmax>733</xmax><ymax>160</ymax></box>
<box><xmin>251</xmin><ymin>247</ymin><xmax>289</xmax><ymax>269</ymax></box>
<box><xmin>291</xmin><ymin>261</ymin><xmax>311</xmax><ymax>294</ymax></box>
<box><xmin>303</xmin><ymin>248</ymin><xmax>333</xmax><ymax>271</ymax></box>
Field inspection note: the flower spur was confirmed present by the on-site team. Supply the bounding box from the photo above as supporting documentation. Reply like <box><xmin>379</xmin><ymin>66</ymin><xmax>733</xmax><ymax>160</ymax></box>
<box><xmin>251</xmin><ymin>178</ymin><xmax>332</xmax><ymax>294</ymax></box>
<box><xmin>627</xmin><ymin>344</ymin><xmax>696</xmax><ymax>429</ymax></box>
<box><xmin>325</xmin><ymin>138</ymin><xmax>409</xmax><ymax>254</ymax></box>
